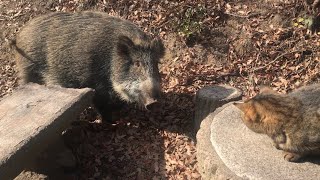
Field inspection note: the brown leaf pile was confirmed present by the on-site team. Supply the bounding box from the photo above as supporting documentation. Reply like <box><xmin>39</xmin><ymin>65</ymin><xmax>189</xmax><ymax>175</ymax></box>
<box><xmin>0</xmin><ymin>0</ymin><xmax>319</xmax><ymax>179</ymax></box>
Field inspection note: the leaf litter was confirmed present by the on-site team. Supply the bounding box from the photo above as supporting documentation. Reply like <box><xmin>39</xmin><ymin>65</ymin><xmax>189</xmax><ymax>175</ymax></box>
<box><xmin>0</xmin><ymin>0</ymin><xmax>319</xmax><ymax>179</ymax></box>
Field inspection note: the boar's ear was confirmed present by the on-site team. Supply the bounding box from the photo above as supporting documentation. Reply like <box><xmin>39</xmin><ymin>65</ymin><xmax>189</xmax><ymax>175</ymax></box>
<box><xmin>151</xmin><ymin>37</ymin><xmax>165</xmax><ymax>59</ymax></box>
<box><xmin>117</xmin><ymin>36</ymin><xmax>135</xmax><ymax>57</ymax></box>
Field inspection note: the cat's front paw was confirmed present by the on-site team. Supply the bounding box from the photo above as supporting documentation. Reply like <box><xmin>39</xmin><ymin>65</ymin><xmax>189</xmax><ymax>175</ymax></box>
<box><xmin>283</xmin><ymin>151</ymin><xmax>302</xmax><ymax>162</ymax></box>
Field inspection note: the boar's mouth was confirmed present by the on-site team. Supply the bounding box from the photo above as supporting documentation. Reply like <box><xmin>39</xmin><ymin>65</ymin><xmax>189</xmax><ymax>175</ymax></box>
<box><xmin>140</xmin><ymin>96</ymin><xmax>159</xmax><ymax>111</ymax></box>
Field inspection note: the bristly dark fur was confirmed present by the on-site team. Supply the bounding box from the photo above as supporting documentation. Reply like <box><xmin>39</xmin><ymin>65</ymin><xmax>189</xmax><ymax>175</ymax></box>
<box><xmin>235</xmin><ymin>83</ymin><xmax>320</xmax><ymax>162</ymax></box>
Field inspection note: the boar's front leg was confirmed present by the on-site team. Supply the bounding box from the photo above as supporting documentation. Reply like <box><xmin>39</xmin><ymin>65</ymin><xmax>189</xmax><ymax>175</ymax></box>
<box><xmin>93</xmin><ymin>94</ymin><xmax>114</xmax><ymax>122</ymax></box>
<box><xmin>93</xmin><ymin>93</ymin><xmax>124</xmax><ymax>122</ymax></box>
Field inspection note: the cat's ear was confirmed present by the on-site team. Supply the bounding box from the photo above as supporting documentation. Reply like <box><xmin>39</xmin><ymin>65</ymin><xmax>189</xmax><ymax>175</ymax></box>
<box><xmin>259</xmin><ymin>86</ymin><xmax>278</xmax><ymax>95</ymax></box>
<box><xmin>233</xmin><ymin>101</ymin><xmax>248</xmax><ymax>112</ymax></box>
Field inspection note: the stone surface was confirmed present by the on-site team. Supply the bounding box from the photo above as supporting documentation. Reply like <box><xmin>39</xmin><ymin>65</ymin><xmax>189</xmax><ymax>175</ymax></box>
<box><xmin>15</xmin><ymin>137</ymin><xmax>78</xmax><ymax>180</ymax></box>
<box><xmin>0</xmin><ymin>83</ymin><xmax>94</xmax><ymax>180</ymax></box>
<box><xmin>14</xmin><ymin>171</ymin><xmax>47</xmax><ymax>180</ymax></box>
<box><xmin>195</xmin><ymin>85</ymin><xmax>242</xmax><ymax>180</ymax></box>
<box><xmin>194</xmin><ymin>85</ymin><xmax>242</xmax><ymax>137</ymax></box>
<box><xmin>196</xmin><ymin>103</ymin><xmax>242</xmax><ymax>180</ymax></box>
<box><xmin>211</xmin><ymin>104</ymin><xmax>320</xmax><ymax>180</ymax></box>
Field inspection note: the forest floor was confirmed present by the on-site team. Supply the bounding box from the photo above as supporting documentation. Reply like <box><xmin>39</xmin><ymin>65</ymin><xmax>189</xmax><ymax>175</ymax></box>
<box><xmin>0</xmin><ymin>0</ymin><xmax>319</xmax><ymax>179</ymax></box>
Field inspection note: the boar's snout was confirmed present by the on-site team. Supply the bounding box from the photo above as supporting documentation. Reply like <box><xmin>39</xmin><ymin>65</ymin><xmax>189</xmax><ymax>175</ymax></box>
<box><xmin>139</xmin><ymin>77</ymin><xmax>161</xmax><ymax>111</ymax></box>
<box><xmin>143</xmin><ymin>84</ymin><xmax>161</xmax><ymax>110</ymax></box>
<box><xmin>144</xmin><ymin>97</ymin><xmax>160</xmax><ymax>111</ymax></box>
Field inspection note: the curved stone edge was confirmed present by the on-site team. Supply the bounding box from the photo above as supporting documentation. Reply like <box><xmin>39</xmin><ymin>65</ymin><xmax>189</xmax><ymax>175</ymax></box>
<box><xmin>196</xmin><ymin>103</ymin><xmax>243</xmax><ymax>180</ymax></box>
<box><xmin>210</xmin><ymin>104</ymin><xmax>320</xmax><ymax>180</ymax></box>
<box><xmin>194</xmin><ymin>85</ymin><xmax>243</xmax><ymax>137</ymax></box>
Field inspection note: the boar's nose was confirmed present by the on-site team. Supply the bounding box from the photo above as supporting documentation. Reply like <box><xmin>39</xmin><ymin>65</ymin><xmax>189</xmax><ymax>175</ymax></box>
<box><xmin>144</xmin><ymin>98</ymin><xmax>159</xmax><ymax>111</ymax></box>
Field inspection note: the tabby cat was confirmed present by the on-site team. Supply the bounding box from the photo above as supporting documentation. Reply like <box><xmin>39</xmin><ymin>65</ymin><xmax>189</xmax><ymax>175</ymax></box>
<box><xmin>234</xmin><ymin>83</ymin><xmax>320</xmax><ymax>162</ymax></box>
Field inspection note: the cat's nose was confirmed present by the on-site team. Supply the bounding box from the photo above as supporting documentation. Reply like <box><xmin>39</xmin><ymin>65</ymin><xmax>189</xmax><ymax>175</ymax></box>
<box><xmin>273</xmin><ymin>143</ymin><xmax>281</xmax><ymax>150</ymax></box>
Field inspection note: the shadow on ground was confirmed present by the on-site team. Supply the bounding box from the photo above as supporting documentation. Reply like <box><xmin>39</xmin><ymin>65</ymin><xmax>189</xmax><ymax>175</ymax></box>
<box><xmin>16</xmin><ymin>90</ymin><xmax>197</xmax><ymax>179</ymax></box>
<box><xmin>64</xmin><ymin>91</ymin><xmax>197</xmax><ymax>179</ymax></box>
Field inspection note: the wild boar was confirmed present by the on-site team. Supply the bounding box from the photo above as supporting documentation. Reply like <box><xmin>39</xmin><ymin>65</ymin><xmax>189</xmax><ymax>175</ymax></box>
<box><xmin>12</xmin><ymin>11</ymin><xmax>165</xmax><ymax>121</ymax></box>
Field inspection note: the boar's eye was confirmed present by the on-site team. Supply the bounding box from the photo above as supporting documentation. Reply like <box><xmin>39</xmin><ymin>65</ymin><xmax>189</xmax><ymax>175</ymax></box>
<box><xmin>133</xmin><ymin>61</ymin><xmax>141</xmax><ymax>68</ymax></box>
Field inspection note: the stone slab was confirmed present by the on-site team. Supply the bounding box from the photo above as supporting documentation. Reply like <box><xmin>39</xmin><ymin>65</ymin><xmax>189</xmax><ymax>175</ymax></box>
<box><xmin>194</xmin><ymin>85</ymin><xmax>242</xmax><ymax>135</ymax></box>
<box><xmin>0</xmin><ymin>83</ymin><xmax>94</xmax><ymax>180</ymax></box>
<box><xmin>211</xmin><ymin>104</ymin><xmax>320</xmax><ymax>180</ymax></box>
<box><xmin>196</xmin><ymin>103</ymin><xmax>242</xmax><ymax>180</ymax></box>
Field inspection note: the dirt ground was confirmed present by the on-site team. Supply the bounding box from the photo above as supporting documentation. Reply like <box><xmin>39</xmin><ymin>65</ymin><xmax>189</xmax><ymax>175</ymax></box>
<box><xmin>0</xmin><ymin>0</ymin><xmax>319</xmax><ymax>179</ymax></box>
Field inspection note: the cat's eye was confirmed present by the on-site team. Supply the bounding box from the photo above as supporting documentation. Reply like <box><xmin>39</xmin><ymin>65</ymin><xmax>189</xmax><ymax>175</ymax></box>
<box><xmin>243</xmin><ymin>116</ymin><xmax>252</xmax><ymax>122</ymax></box>
<box><xmin>255</xmin><ymin>114</ymin><xmax>261</xmax><ymax>122</ymax></box>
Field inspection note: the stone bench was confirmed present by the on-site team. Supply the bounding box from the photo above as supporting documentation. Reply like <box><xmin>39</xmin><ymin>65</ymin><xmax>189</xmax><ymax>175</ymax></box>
<box><xmin>195</xmin><ymin>85</ymin><xmax>320</xmax><ymax>180</ymax></box>
<box><xmin>0</xmin><ymin>83</ymin><xmax>94</xmax><ymax>180</ymax></box>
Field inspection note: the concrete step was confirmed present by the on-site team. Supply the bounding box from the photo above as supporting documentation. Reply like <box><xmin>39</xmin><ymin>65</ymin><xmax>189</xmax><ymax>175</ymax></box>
<box><xmin>0</xmin><ymin>83</ymin><xmax>94</xmax><ymax>180</ymax></box>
